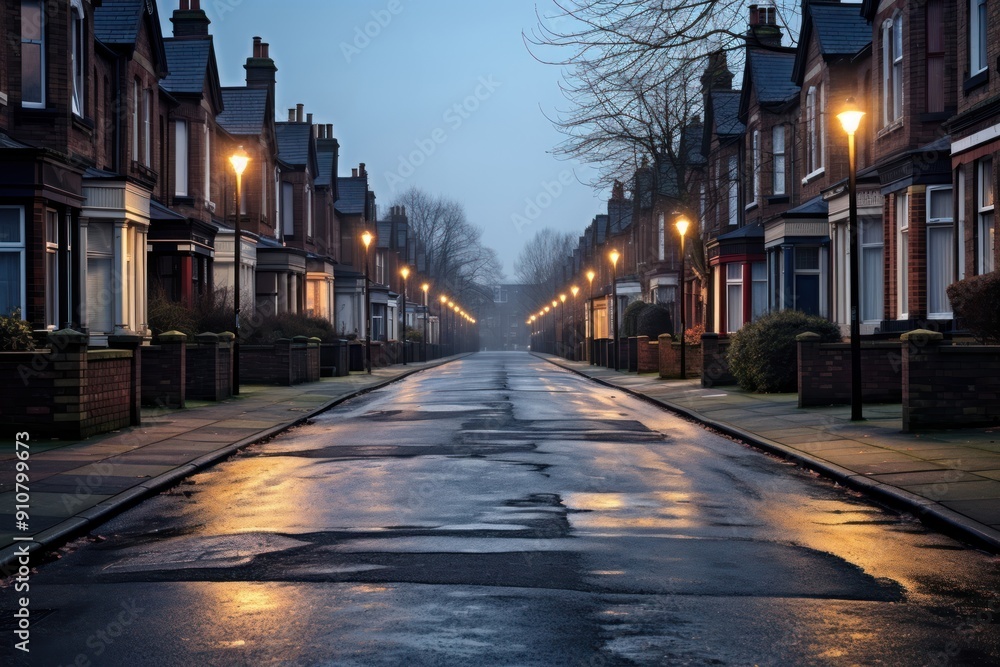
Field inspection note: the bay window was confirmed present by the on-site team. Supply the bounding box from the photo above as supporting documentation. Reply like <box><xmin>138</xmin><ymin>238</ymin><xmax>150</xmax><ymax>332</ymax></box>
<box><xmin>726</xmin><ymin>263</ymin><xmax>742</xmax><ymax>332</ymax></box>
<box><xmin>0</xmin><ymin>207</ymin><xmax>26</xmax><ymax>316</ymax></box>
<box><xmin>21</xmin><ymin>0</ymin><xmax>45</xmax><ymax>108</ymax></box>
<box><xmin>926</xmin><ymin>187</ymin><xmax>954</xmax><ymax>318</ymax></box>
<box><xmin>897</xmin><ymin>192</ymin><xmax>909</xmax><ymax>318</ymax></box>
<box><xmin>978</xmin><ymin>159</ymin><xmax>995</xmax><ymax>274</ymax></box>
<box><xmin>860</xmin><ymin>216</ymin><xmax>884</xmax><ymax>323</ymax></box>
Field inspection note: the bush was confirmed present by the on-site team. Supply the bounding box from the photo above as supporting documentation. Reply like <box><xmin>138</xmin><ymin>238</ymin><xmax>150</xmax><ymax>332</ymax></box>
<box><xmin>684</xmin><ymin>323</ymin><xmax>705</xmax><ymax>347</ymax></box>
<box><xmin>404</xmin><ymin>326</ymin><xmax>423</xmax><ymax>342</ymax></box>
<box><xmin>727</xmin><ymin>310</ymin><xmax>841</xmax><ymax>393</ymax></box>
<box><xmin>636</xmin><ymin>303</ymin><xmax>673</xmax><ymax>339</ymax></box>
<box><xmin>147</xmin><ymin>287</ymin><xmax>197</xmax><ymax>337</ymax></box>
<box><xmin>245</xmin><ymin>312</ymin><xmax>339</xmax><ymax>343</ymax></box>
<box><xmin>948</xmin><ymin>272</ymin><xmax>1000</xmax><ymax>343</ymax></box>
<box><xmin>621</xmin><ymin>300</ymin><xmax>648</xmax><ymax>337</ymax></box>
<box><xmin>0</xmin><ymin>309</ymin><xmax>35</xmax><ymax>351</ymax></box>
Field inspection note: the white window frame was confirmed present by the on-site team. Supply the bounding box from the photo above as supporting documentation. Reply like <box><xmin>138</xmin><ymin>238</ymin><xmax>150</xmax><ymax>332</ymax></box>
<box><xmin>203</xmin><ymin>122</ymin><xmax>212</xmax><ymax>207</ymax></box>
<box><xmin>750</xmin><ymin>128</ymin><xmax>760</xmax><ymax>206</ymax></box>
<box><xmin>772</xmin><ymin>125</ymin><xmax>785</xmax><ymax>195</ymax></box>
<box><xmin>751</xmin><ymin>261</ymin><xmax>767</xmax><ymax>321</ymax></box>
<box><xmin>657</xmin><ymin>212</ymin><xmax>665</xmax><ymax>262</ymax></box>
<box><xmin>306</xmin><ymin>184</ymin><xmax>314</xmax><ymax>239</ymax></box>
<box><xmin>282</xmin><ymin>181</ymin><xmax>294</xmax><ymax>237</ymax></box>
<box><xmin>971</xmin><ymin>0</ymin><xmax>988</xmax><ymax>76</ymax></box>
<box><xmin>20</xmin><ymin>0</ymin><xmax>45</xmax><ymax>109</ymax></box>
<box><xmin>143</xmin><ymin>88</ymin><xmax>152</xmax><ymax>167</ymax></box>
<box><xmin>45</xmin><ymin>209</ymin><xmax>59</xmax><ymax>328</ymax></box>
<box><xmin>728</xmin><ymin>155</ymin><xmax>739</xmax><ymax>226</ymax></box>
<box><xmin>892</xmin><ymin>14</ymin><xmax>903</xmax><ymax>122</ymax></box>
<box><xmin>897</xmin><ymin>192</ymin><xmax>909</xmax><ymax>319</ymax></box>
<box><xmin>0</xmin><ymin>206</ymin><xmax>27</xmax><ymax>316</ymax></box>
<box><xmin>174</xmin><ymin>120</ymin><xmax>188</xmax><ymax>196</ymax></box>
<box><xmin>71</xmin><ymin>0</ymin><xmax>84</xmax><ymax>117</ymax></box>
<box><xmin>926</xmin><ymin>186</ymin><xmax>954</xmax><ymax>319</ymax></box>
<box><xmin>131</xmin><ymin>79</ymin><xmax>139</xmax><ymax>162</ymax></box>
<box><xmin>978</xmin><ymin>159</ymin><xmax>995</xmax><ymax>274</ymax></box>
<box><xmin>726</xmin><ymin>263</ymin><xmax>743</xmax><ymax>332</ymax></box>
<box><xmin>273</xmin><ymin>167</ymin><xmax>281</xmax><ymax>236</ymax></box>
<box><xmin>860</xmin><ymin>216</ymin><xmax>884</xmax><ymax>324</ymax></box>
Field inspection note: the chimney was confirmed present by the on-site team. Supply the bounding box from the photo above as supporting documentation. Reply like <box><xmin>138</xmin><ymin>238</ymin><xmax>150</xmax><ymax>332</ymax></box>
<box><xmin>296</xmin><ymin>104</ymin><xmax>304</xmax><ymax>123</ymax></box>
<box><xmin>748</xmin><ymin>2</ymin><xmax>782</xmax><ymax>47</ymax></box>
<box><xmin>352</xmin><ymin>168</ymin><xmax>358</xmax><ymax>178</ymax></box>
<box><xmin>307</xmin><ymin>113</ymin><xmax>313</xmax><ymax>126</ymax></box>
<box><xmin>326</xmin><ymin>124</ymin><xmax>333</xmax><ymax>138</ymax></box>
<box><xmin>700</xmin><ymin>49</ymin><xmax>734</xmax><ymax>92</ymax></box>
<box><xmin>171</xmin><ymin>0</ymin><xmax>211</xmax><ymax>38</ymax></box>
<box><xmin>288</xmin><ymin>108</ymin><xmax>296</xmax><ymax>122</ymax></box>
<box><xmin>612</xmin><ymin>180</ymin><xmax>624</xmax><ymax>201</ymax></box>
<box><xmin>749</xmin><ymin>4</ymin><xmax>759</xmax><ymax>26</ymax></box>
<box><xmin>246</xmin><ymin>37</ymin><xmax>278</xmax><ymax>104</ymax></box>
<box><xmin>359</xmin><ymin>163</ymin><xmax>367</xmax><ymax>178</ymax></box>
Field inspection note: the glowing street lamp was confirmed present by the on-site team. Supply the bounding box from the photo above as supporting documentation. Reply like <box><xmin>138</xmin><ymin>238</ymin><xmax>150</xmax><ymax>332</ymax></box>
<box><xmin>675</xmin><ymin>215</ymin><xmax>690</xmax><ymax>379</ymax></box>
<box><xmin>361</xmin><ymin>230</ymin><xmax>374</xmax><ymax>374</ymax></box>
<box><xmin>400</xmin><ymin>266</ymin><xmax>410</xmax><ymax>365</ymax></box>
<box><xmin>421</xmin><ymin>282</ymin><xmax>429</xmax><ymax>361</ymax></box>
<box><xmin>837</xmin><ymin>97</ymin><xmax>865</xmax><ymax>421</ymax></box>
<box><xmin>586</xmin><ymin>269</ymin><xmax>596</xmax><ymax>364</ymax></box>
<box><xmin>228</xmin><ymin>146</ymin><xmax>250</xmax><ymax>395</ymax></box>
<box><xmin>609</xmin><ymin>249</ymin><xmax>621</xmax><ymax>371</ymax></box>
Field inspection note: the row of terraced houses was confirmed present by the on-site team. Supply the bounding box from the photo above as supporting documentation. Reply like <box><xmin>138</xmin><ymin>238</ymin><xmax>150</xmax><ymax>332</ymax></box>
<box><xmin>0</xmin><ymin>0</ymin><xmax>429</xmax><ymax>347</ymax></box>
<box><xmin>547</xmin><ymin>0</ymin><xmax>999</xmax><ymax>352</ymax></box>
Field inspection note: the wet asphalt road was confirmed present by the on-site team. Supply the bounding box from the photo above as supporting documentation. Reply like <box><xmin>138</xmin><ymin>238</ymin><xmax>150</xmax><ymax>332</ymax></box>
<box><xmin>3</xmin><ymin>351</ymin><xmax>1000</xmax><ymax>666</ymax></box>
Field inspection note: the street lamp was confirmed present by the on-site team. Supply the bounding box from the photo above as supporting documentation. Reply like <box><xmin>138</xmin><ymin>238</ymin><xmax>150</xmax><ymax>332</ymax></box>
<box><xmin>570</xmin><ymin>285</ymin><xmax>580</xmax><ymax>360</ymax></box>
<box><xmin>551</xmin><ymin>299</ymin><xmax>558</xmax><ymax>355</ymax></box>
<box><xmin>229</xmin><ymin>146</ymin><xmax>250</xmax><ymax>395</ymax></box>
<box><xmin>675</xmin><ymin>215</ymin><xmax>690</xmax><ymax>379</ymax></box>
<box><xmin>559</xmin><ymin>293</ymin><xmax>567</xmax><ymax>357</ymax></box>
<box><xmin>609</xmin><ymin>249</ymin><xmax>621</xmax><ymax>371</ymax></box>
<box><xmin>838</xmin><ymin>97</ymin><xmax>865</xmax><ymax>421</ymax></box>
<box><xmin>361</xmin><ymin>230</ymin><xmax>374</xmax><ymax>374</ymax></box>
<box><xmin>439</xmin><ymin>294</ymin><xmax>448</xmax><ymax>354</ymax></box>
<box><xmin>400</xmin><ymin>266</ymin><xmax>410</xmax><ymax>365</ymax></box>
<box><xmin>586</xmin><ymin>269</ymin><xmax>596</xmax><ymax>364</ymax></box>
<box><xmin>421</xmin><ymin>282</ymin><xmax>429</xmax><ymax>362</ymax></box>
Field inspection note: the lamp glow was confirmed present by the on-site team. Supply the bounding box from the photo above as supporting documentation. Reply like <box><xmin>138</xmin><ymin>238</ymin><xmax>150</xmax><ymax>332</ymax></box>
<box><xmin>837</xmin><ymin>97</ymin><xmax>865</xmax><ymax>136</ymax></box>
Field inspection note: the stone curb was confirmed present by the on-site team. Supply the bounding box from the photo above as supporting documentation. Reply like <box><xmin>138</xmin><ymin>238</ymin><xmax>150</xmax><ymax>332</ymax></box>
<box><xmin>536</xmin><ymin>353</ymin><xmax>1000</xmax><ymax>554</ymax></box>
<box><xmin>0</xmin><ymin>355</ymin><xmax>467</xmax><ymax>572</ymax></box>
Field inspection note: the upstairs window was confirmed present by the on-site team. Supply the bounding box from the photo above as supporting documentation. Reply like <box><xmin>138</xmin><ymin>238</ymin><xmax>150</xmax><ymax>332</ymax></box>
<box><xmin>805</xmin><ymin>85</ymin><xmax>823</xmax><ymax>174</ymax></box>
<box><xmin>927</xmin><ymin>1</ymin><xmax>945</xmax><ymax>112</ymax></box>
<box><xmin>21</xmin><ymin>0</ymin><xmax>45</xmax><ymax>108</ymax></box>
<box><xmin>175</xmin><ymin>121</ymin><xmax>188</xmax><ymax>196</ymax></box>
<box><xmin>971</xmin><ymin>0</ymin><xmax>988</xmax><ymax>76</ymax></box>
<box><xmin>882</xmin><ymin>15</ymin><xmax>903</xmax><ymax>125</ymax></box>
<box><xmin>143</xmin><ymin>88</ymin><xmax>152</xmax><ymax>167</ymax></box>
<box><xmin>71</xmin><ymin>0</ymin><xmax>84</xmax><ymax>116</ymax></box>
<box><xmin>282</xmin><ymin>182</ymin><xmax>294</xmax><ymax>237</ymax></box>
<box><xmin>131</xmin><ymin>80</ymin><xmax>139</xmax><ymax>162</ymax></box>
<box><xmin>657</xmin><ymin>212</ymin><xmax>665</xmax><ymax>262</ymax></box>
<box><xmin>978</xmin><ymin>159</ymin><xmax>995</xmax><ymax>274</ymax></box>
<box><xmin>750</xmin><ymin>129</ymin><xmax>760</xmax><ymax>205</ymax></box>
<box><xmin>728</xmin><ymin>155</ymin><xmax>738</xmax><ymax>226</ymax></box>
<box><xmin>772</xmin><ymin>125</ymin><xmax>786</xmax><ymax>195</ymax></box>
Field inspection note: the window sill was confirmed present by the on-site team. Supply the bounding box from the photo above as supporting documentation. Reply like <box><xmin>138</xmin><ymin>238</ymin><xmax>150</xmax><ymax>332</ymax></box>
<box><xmin>745</xmin><ymin>201</ymin><xmax>758</xmax><ymax>213</ymax></box>
<box><xmin>877</xmin><ymin>119</ymin><xmax>903</xmax><ymax>138</ymax></box>
<box><xmin>801</xmin><ymin>168</ymin><xmax>825</xmax><ymax>185</ymax></box>
<box><xmin>963</xmin><ymin>69</ymin><xmax>988</xmax><ymax>95</ymax></box>
<box><xmin>767</xmin><ymin>194</ymin><xmax>789</xmax><ymax>204</ymax></box>
<box><xmin>71</xmin><ymin>114</ymin><xmax>94</xmax><ymax>136</ymax></box>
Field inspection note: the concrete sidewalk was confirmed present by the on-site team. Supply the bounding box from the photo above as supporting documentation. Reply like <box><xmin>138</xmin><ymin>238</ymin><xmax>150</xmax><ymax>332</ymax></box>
<box><xmin>0</xmin><ymin>355</ymin><xmax>465</xmax><ymax>570</ymax></box>
<box><xmin>537</xmin><ymin>353</ymin><xmax>1000</xmax><ymax>552</ymax></box>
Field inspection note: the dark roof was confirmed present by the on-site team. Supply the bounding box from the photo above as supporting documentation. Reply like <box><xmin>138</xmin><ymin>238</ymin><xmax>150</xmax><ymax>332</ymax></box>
<box><xmin>595</xmin><ymin>214</ymin><xmax>609</xmax><ymax>244</ymax></box>
<box><xmin>217</xmin><ymin>88</ymin><xmax>268</xmax><ymax>135</ymax></box>
<box><xmin>375</xmin><ymin>221</ymin><xmax>392</xmax><ymax>249</ymax></box>
<box><xmin>275</xmin><ymin>123</ymin><xmax>312</xmax><ymax>166</ymax></box>
<box><xmin>150</xmin><ymin>199</ymin><xmax>186</xmax><ymax>221</ymax></box>
<box><xmin>810</xmin><ymin>2</ymin><xmax>871</xmax><ymax>56</ymax></box>
<box><xmin>316</xmin><ymin>143</ymin><xmax>337</xmax><ymax>187</ymax></box>
<box><xmin>717</xmin><ymin>221</ymin><xmax>764</xmax><ymax>240</ymax></box>
<box><xmin>161</xmin><ymin>39</ymin><xmax>212</xmax><ymax>94</ymax></box>
<box><xmin>93</xmin><ymin>0</ymin><xmax>145</xmax><ymax>44</ymax></box>
<box><xmin>784</xmin><ymin>194</ymin><xmax>828</xmax><ymax>217</ymax></box>
<box><xmin>748</xmin><ymin>49</ymin><xmax>799</xmax><ymax>104</ymax></box>
<box><xmin>336</xmin><ymin>177</ymin><xmax>367</xmax><ymax>215</ymax></box>
<box><xmin>712</xmin><ymin>90</ymin><xmax>745</xmax><ymax>137</ymax></box>
<box><xmin>0</xmin><ymin>132</ymin><xmax>31</xmax><ymax>149</ymax></box>
<box><xmin>608</xmin><ymin>199</ymin><xmax>632</xmax><ymax>233</ymax></box>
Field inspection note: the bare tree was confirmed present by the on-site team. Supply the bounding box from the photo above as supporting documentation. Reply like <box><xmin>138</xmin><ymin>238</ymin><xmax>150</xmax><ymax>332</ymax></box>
<box><xmin>514</xmin><ymin>228</ymin><xmax>577</xmax><ymax>307</ymax></box>
<box><xmin>390</xmin><ymin>187</ymin><xmax>504</xmax><ymax>309</ymax></box>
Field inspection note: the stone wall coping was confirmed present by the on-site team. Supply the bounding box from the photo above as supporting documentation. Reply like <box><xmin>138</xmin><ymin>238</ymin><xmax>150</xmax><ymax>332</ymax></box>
<box><xmin>796</xmin><ymin>332</ymin><xmax>822</xmax><ymax>341</ymax></box>
<box><xmin>900</xmin><ymin>329</ymin><xmax>944</xmax><ymax>342</ymax></box>
<box><xmin>216</xmin><ymin>332</ymin><xmax>236</xmax><ymax>342</ymax></box>
<box><xmin>195</xmin><ymin>332</ymin><xmax>220</xmax><ymax>344</ymax></box>
<box><xmin>157</xmin><ymin>331</ymin><xmax>188</xmax><ymax>343</ymax></box>
<box><xmin>88</xmin><ymin>349</ymin><xmax>132</xmax><ymax>360</ymax></box>
<box><xmin>50</xmin><ymin>329</ymin><xmax>89</xmax><ymax>345</ymax></box>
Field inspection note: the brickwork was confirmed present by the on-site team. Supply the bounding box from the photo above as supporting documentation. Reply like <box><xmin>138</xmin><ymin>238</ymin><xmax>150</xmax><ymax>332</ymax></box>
<box><xmin>636</xmin><ymin>337</ymin><xmax>659</xmax><ymax>373</ymax></box>
<box><xmin>701</xmin><ymin>333</ymin><xmax>736</xmax><ymax>387</ymax></box>
<box><xmin>902</xmin><ymin>332</ymin><xmax>1000</xmax><ymax>430</ymax></box>
<box><xmin>657</xmin><ymin>334</ymin><xmax>703</xmax><ymax>379</ymax></box>
<box><xmin>239</xmin><ymin>338</ymin><xmax>320</xmax><ymax>385</ymax></box>
<box><xmin>82</xmin><ymin>352</ymin><xmax>135</xmax><ymax>437</ymax></box>
<box><xmin>141</xmin><ymin>335</ymin><xmax>186</xmax><ymax>408</ymax></box>
<box><xmin>797</xmin><ymin>336</ymin><xmax>902</xmax><ymax>407</ymax></box>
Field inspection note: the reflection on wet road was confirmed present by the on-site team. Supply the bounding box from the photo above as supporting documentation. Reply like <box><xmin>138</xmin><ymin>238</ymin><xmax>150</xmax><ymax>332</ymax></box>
<box><xmin>4</xmin><ymin>352</ymin><xmax>999</xmax><ymax>665</ymax></box>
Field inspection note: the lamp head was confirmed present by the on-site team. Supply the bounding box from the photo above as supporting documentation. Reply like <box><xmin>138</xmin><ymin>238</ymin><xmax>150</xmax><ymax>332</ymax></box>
<box><xmin>609</xmin><ymin>249</ymin><xmax>620</xmax><ymax>267</ymax></box>
<box><xmin>675</xmin><ymin>215</ymin><xmax>690</xmax><ymax>237</ymax></box>
<box><xmin>400</xmin><ymin>266</ymin><xmax>410</xmax><ymax>280</ymax></box>
<box><xmin>551</xmin><ymin>300</ymin><xmax>558</xmax><ymax>308</ymax></box>
<box><xmin>560</xmin><ymin>293</ymin><xmax>567</xmax><ymax>303</ymax></box>
<box><xmin>571</xmin><ymin>286</ymin><xmax>579</xmax><ymax>297</ymax></box>
<box><xmin>229</xmin><ymin>146</ymin><xmax>250</xmax><ymax>176</ymax></box>
<box><xmin>586</xmin><ymin>269</ymin><xmax>596</xmax><ymax>283</ymax></box>
<box><xmin>440</xmin><ymin>295</ymin><xmax>447</xmax><ymax>304</ymax></box>
<box><xmin>544</xmin><ymin>306</ymin><xmax>550</xmax><ymax>313</ymax></box>
<box><xmin>361</xmin><ymin>230</ymin><xmax>374</xmax><ymax>249</ymax></box>
<box><xmin>837</xmin><ymin>97</ymin><xmax>865</xmax><ymax>136</ymax></box>
<box><xmin>421</xmin><ymin>283</ymin><xmax>429</xmax><ymax>293</ymax></box>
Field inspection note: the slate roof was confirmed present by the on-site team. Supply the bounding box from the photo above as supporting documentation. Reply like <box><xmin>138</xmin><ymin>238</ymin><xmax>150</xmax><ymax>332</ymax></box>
<box><xmin>712</xmin><ymin>91</ymin><xmax>745</xmax><ymax>137</ymax></box>
<box><xmin>150</xmin><ymin>199</ymin><xmax>186</xmax><ymax>221</ymax></box>
<box><xmin>275</xmin><ymin>123</ymin><xmax>312</xmax><ymax>166</ymax></box>
<box><xmin>717</xmin><ymin>220</ymin><xmax>764</xmax><ymax>240</ymax></box>
<box><xmin>594</xmin><ymin>215</ymin><xmax>609</xmax><ymax>244</ymax></box>
<box><xmin>810</xmin><ymin>2</ymin><xmax>871</xmax><ymax>56</ymax></box>
<box><xmin>784</xmin><ymin>194</ymin><xmax>828</xmax><ymax>217</ymax></box>
<box><xmin>161</xmin><ymin>39</ymin><xmax>212</xmax><ymax>94</ymax></box>
<box><xmin>218</xmin><ymin>88</ymin><xmax>268</xmax><ymax>135</ymax></box>
<box><xmin>336</xmin><ymin>177</ymin><xmax>368</xmax><ymax>215</ymax></box>
<box><xmin>608</xmin><ymin>200</ymin><xmax>633</xmax><ymax>234</ymax></box>
<box><xmin>376</xmin><ymin>221</ymin><xmax>392</xmax><ymax>249</ymax></box>
<box><xmin>93</xmin><ymin>0</ymin><xmax>145</xmax><ymax>45</ymax></box>
<box><xmin>748</xmin><ymin>49</ymin><xmax>799</xmax><ymax>104</ymax></box>
<box><xmin>315</xmin><ymin>143</ymin><xmax>337</xmax><ymax>188</ymax></box>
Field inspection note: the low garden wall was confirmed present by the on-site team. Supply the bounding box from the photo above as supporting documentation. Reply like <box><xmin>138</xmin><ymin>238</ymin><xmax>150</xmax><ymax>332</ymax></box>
<box><xmin>240</xmin><ymin>337</ymin><xmax>320</xmax><ymax>385</ymax></box>
<box><xmin>657</xmin><ymin>334</ymin><xmax>703</xmax><ymax>379</ymax></box>
<box><xmin>141</xmin><ymin>332</ymin><xmax>186</xmax><ymax>408</ymax></box>
<box><xmin>701</xmin><ymin>333</ymin><xmax>736</xmax><ymax>387</ymax></box>
<box><xmin>187</xmin><ymin>332</ymin><xmax>233</xmax><ymax>401</ymax></box>
<box><xmin>796</xmin><ymin>334</ymin><xmax>902</xmax><ymax>407</ymax></box>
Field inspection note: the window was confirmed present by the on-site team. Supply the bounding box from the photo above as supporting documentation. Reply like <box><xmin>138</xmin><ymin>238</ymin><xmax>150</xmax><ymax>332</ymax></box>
<box><xmin>978</xmin><ymin>159</ymin><xmax>995</xmax><ymax>274</ymax></box>
<box><xmin>306</xmin><ymin>184</ymin><xmax>313</xmax><ymax>238</ymax></box>
<box><xmin>806</xmin><ymin>86</ymin><xmax>823</xmax><ymax>174</ymax></box>
<box><xmin>882</xmin><ymin>14</ymin><xmax>903</xmax><ymax>124</ymax></box>
<box><xmin>131</xmin><ymin>80</ymin><xmax>139</xmax><ymax>161</ymax></box>
<box><xmin>0</xmin><ymin>207</ymin><xmax>26</xmax><ymax>316</ymax></box>
<box><xmin>87</xmin><ymin>222</ymin><xmax>114</xmax><ymax>334</ymax></box>
<box><xmin>772</xmin><ymin>125</ymin><xmax>785</xmax><ymax>195</ymax></box>
<box><xmin>861</xmin><ymin>216</ymin><xmax>884</xmax><ymax>322</ymax></box>
<box><xmin>657</xmin><ymin>212</ymin><xmax>665</xmax><ymax>261</ymax></box>
<box><xmin>143</xmin><ymin>88</ymin><xmax>152</xmax><ymax>166</ymax></box>
<box><xmin>203</xmin><ymin>123</ymin><xmax>211</xmax><ymax>205</ymax></box>
<box><xmin>726</xmin><ymin>263</ymin><xmax>743</xmax><ymax>332</ymax></box>
<box><xmin>261</xmin><ymin>161</ymin><xmax>267</xmax><ymax>223</ymax></box>
<box><xmin>45</xmin><ymin>210</ymin><xmax>58</xmax><ymax>328</ymax></box>
<box><xmin>751</xmin><ymin>261</ymin><xmax>767</xmax><ymax>320</ymax></box>
<box><xmin>971</xmin><ymin>0</ymin><xmax>988</xmax><ymax>76</ymax></box>
<box><xmin>728</xmin><ymin>155</ymin><xmax>739</xmax><ymax>226</ymax></box>
<box><xmin>375</xmin><ymin>250</ymin><xmax>385</xmax><ymax>284</ymax></box>
<box><xmin>274</xmin><ymin>168</ymin><xmax>280</xmax><ymax>234</ymax></box>
<box><xmin>21</xmin><ymin>0</ymin><xmax>44</xmax><ymax>108</ymax></box>
<box><xmin>175</xmin><ymin>121</ymin><xmax>188</xmax><ymax>196</ymax></box>
<box><xmin>927</xmin><ymin>187</ymin><xmax>954</xmax><ymax>318</ymax></box>
<box><xmin>71</xmin><ymin>0</ymin><xmax>84</xmax><ymax>116</ymax></box>
<box><xmin>751</xmin><ymin>129</ymin><xmax>760</xmax><ymax>204</ymax></box>
<box><xmin>795</xmin><ymin>247</ymin><xmax>822</xmax><ymax>316</ymax></box>
<box><xmin>897</xmin><ymin>192</ymin><xmax>909</xmax><ymax>317</ymax></box>
<box><xmin>927</xmin><ymin>1</ymin><xmax>944</xmax><ymax>112</ymax></box>
<box><xmin>282</xmin><ymin>182</ymin><xmax>294</xmax><ymax>237</ymax></box>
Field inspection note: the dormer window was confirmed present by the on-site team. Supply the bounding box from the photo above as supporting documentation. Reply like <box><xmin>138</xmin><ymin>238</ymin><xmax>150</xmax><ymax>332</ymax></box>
<box><xmin>21</xmin><ymin>0</ymin><xmax>45</xmax><ymax>109</ymax></box>
<box><xmin>71</xmin><ymin>0</ymin><xmax>85</xmax><ymax>116</ymax></box>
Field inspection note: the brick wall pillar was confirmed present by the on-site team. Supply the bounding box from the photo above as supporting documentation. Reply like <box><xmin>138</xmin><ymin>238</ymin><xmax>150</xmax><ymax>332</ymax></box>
<box><xmin>48</xmin><ymin>328</ymin><xmax>89</xmax><ymax>437</ymax></box>
<box><xmin>796</xmin><ymin>332</ymin><xmax>821</xmax><ymax>408</ymax></box>
<box><xmin>108</xmin><ymin>333</ymin><xmax>143</xmax><ymax>426</ymax></box>
<box><xmin>217</xmin><ymin>332</ymin><xmax>235</xmax><ymax>397</ymax></box>
<box><xmin>902</xmin><ymin>329</ymin><xmax>944</xmax><ymax>431</ymax></box>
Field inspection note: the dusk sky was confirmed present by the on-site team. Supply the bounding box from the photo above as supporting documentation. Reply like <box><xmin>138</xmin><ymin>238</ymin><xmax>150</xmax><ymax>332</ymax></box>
<box><xmin>156</xmin><ymin>0</ymin><xmax>605</xmax><ymax>280</ymax></box>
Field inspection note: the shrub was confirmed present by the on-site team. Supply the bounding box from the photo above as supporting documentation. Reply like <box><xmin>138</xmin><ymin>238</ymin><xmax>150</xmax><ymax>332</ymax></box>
<box><xmin>727</xmin><ymin>310</ymin><xmax>841</xmax><ymax>393</ymax></box>
<box><xmin>621</xmin><ymin>300</ymin><xmax>648</xmax><ymax>337</ymax></box>
<box><xmin>0</xmin><ymin>309</ymin><xmax>35</xmax><ymax>351</ymax></box>
<box><xmin>684</xmin><ymin>323</ymin><xmax>705</xmax><ymax>347</ymax></box>
<box><xmin>948</xmin><ymin>272</ymin><xmax>1000</xmax><ymax>343</ymax></box>
<box><xmin>245</xmin><ymin>312</ymin><xmax>339</xmax><ymax>343</ymax></box>
<box><xmin>636</xmin><ymin>303</ymin><xmax>673</xmax><ymax>339</ymax></box>
<box><xmin>147</xmin><ymin>286</ymin><xmax>197</xmax><ymax>337</ymax></box>
<box><xmin>404</xmin><ymin>326</ymin><xmax>423</xmax><ymax>342</ymax></box>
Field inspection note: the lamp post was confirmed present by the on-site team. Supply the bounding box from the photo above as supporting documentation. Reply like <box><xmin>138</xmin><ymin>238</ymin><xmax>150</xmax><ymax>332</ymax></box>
<box><xmin>838</xmin><ymin>98</ymin><xmax>866</xmax><ymax>421</ymax></box>
<box><xmin>675</xmin><ymin>215</ymin><xmax>690</xmax><ymax>379</ymax></box>
<box><xmin>570</xmin><ymin>285</ymin><xmax>579</xmax><ymax>360</ymax></box>
<box><xmin>586</xmin><ymin>269</ymin><xmax>596</xmax><ymax>364</ymax></box>
<box><xmin>421</xmin><ymin>282</ymin><xmax>429</xmax><ymax>362</ymax></box>
<box><xmin>440</xmin><ymin>294</ymin><xmax>448</xmax><ymax>354</ymax></box>
<box><xmin>362</xmin><ymin>230</ymin><xmax>374</xmax><ymax>374</ymax></box>
<box><xmin>559</xmin><ymin>293</ymin><xmax>567</xmax><ymax>357</ymax></box>
<box><xmin>229</xmin><ymin>146</ymin><xmax>250</xmax><ymax>395</ymax></box>
<box><xmin>551</xmin><ymin>300</ymin><xmax>558</xmax><ymax>355</ymax></box>
<box><xmin>609</xmin><ymin>249</ymin><xmax>620</xmax><ymax>371</ymax></box>
<box><xmin>400</xmin><ymin>266</ymin><xmax>410</xmax><ymax>365</ymax></box>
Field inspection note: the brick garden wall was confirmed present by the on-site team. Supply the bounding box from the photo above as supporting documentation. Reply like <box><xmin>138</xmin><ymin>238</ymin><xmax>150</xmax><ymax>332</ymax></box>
<box><xmin>187</xmin><ymin>334</ymin><xmax>233</xmax><ymax>401</ymax></box>
<box><xmin>701</xmin><ymin>334</ymin><xmax>736</xmax><ymax>387</ymax></box>
<box><xmin>141</xmin><ymin>337</ymin><xmax>186</xmax><ymax>408</ymax></box>
<box><xmin>240</xmin><ymin>339</ymin><xmax>320</xmax><ymax>385</ymax></box>
<box><xmin>82</xmin><ymin>351</ymin><xmax>134</xmax><ymax>437</ymax></box>
<box><xmin>637</xmin><ymin>337</ymin><xmax>659</xmax><ymax>373</ymax></box>
<box><xmin>657</xmin><ymin>335</ymin><xmax>703</xmax><ymax>379</ymax></box>
<box><xmin>797</xmin><ymin>337</ymin><xmax>903</xmax><ymax>407</ymax></box>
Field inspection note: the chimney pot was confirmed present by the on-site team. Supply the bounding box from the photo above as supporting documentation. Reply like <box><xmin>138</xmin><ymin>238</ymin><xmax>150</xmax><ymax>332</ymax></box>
<box><xmin>191</xmin><ymin>0</ymin><xmax>200</xmax><ymax>10</ymax></box>
<box><xmin>180</xmin><ymin>0</ymin><xmax>190</xmax><ymax>10</ymax></box>
<box><xmin>352</xmin><ymin>168</ymin><xmax>358</xmax><ymax>178</ymax></box>
<box><xmin>326</xmin><ymin>124</ymin><xmax>333</xmax><ymax>137</ymax></box>
<box><xmin>749</xmin><ymin>4</ymin><xmax>758</xmax><ymax>26</ymax></box>
<box><xmin>296</xmin><ymin>104</ymin><xmax>304</xmax><ymax>123</ymax></box>
<box><xmin>359</xmin><ymin>163</ymin><xmax>367</xmax><ymax>178</ymax></box>
<box><xmin>307</xmin><ymin>113</ymin><xmax>313</xmax><ymax>126</ymax></box>
<box><xmin>253</xmin><ymin>36</ymin><xmax>262</xmax><ymax>57</ymax></box>
<box><xmin>262</xmin><ymin>43</ymin><xmax>269</xmax><ymax>58</ymax></box>
<box><xmin>288</xmin><ymin>108</ymin><xmax>296</xmax><ymax>122</ymax></box>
